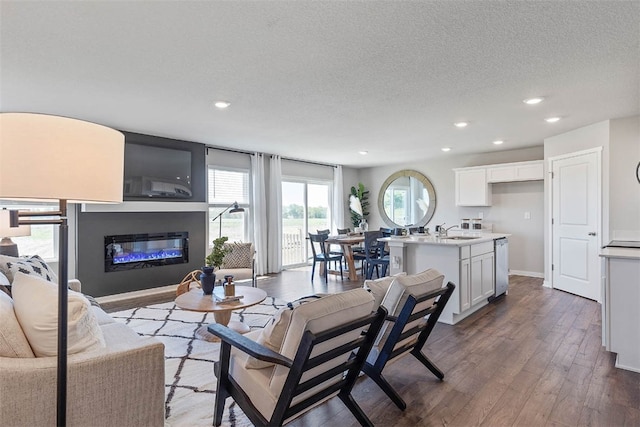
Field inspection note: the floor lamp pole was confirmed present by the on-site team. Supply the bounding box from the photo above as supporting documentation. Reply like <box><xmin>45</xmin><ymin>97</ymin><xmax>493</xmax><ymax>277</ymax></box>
<box><xmin>11</xmin><ymin>200</ymin><xmax>68</xmax><ymax>426</ymax></box>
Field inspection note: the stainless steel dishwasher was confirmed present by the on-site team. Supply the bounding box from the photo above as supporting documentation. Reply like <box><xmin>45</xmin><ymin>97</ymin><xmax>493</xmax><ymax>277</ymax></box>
<box><xmin>494</xmin><ymin>237</ymin><xmax>509</xmax><ymax>298</ymax></box>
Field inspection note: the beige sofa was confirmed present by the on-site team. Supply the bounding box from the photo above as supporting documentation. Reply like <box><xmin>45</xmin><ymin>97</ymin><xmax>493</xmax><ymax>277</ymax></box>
<box><xmin>0</xmin><ymin>278</ymin><xmax>165</xmax><ymax>427</ymax></box>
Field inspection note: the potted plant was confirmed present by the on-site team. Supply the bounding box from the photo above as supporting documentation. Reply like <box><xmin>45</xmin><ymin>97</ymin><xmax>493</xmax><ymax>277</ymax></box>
<box><xmin>202</xmin><ymin>236</ymin><xmax>233</xmax><ymax>294</ymax></box>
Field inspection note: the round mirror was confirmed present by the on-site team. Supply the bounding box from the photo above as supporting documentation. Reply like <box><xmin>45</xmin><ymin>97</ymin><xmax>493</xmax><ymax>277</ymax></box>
<box><xmin>378</xmin><ymin>170</ymin><xmax>436</xmax><ymax>228</ymax></box>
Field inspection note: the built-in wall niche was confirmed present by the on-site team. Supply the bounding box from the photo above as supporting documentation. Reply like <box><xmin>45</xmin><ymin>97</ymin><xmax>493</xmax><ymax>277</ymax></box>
<box><xmin>104</xmin><ymin>231</ymin><xmax>189</xmax><ymax>272</ymax></box>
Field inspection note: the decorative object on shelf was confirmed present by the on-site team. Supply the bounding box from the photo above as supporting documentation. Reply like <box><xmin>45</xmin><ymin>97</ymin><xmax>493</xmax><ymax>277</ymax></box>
<box><xmin>349</xmin><ymin>182</ymin><xmax>369</xmax><ymax>229</ymax></box>
<box><xmin>200</xmin><ymin>266</ymin><xmax>215</xmax><ymax>295</ymax></box>
<box><xmin>211</xmin><ymin>202</ymin><xmax>245</xmax><ymax>238</ymax></box>
<box><xmin>0</xmin><ymin>112</ymin><xmax>124</xmax><ymax>426</ymax></box>
<box><xmin>0</xmin><ymin>209</ymin><xmax>31</xmax><ymax>257</ymax></box>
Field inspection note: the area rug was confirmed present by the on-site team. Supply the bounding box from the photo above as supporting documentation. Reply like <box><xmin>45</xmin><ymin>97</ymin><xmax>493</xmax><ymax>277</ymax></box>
<box><xmin>111</xmin><ymin>296</ymin><xmax>287</xmax><ymax>427</ymax></box>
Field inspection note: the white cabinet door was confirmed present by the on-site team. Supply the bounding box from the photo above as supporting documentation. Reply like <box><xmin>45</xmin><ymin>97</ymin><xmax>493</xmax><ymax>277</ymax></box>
<box><xmin>515</xmin><ymin>162</ymin><xmax>543</xmax><ymax>181</ymax></box>
<box><xmin>481</xmin><ymin>252</ymin><xmax>495</xmax><ymax>298</ymax></box>
<box><xmin>486</xmin><ymin>166</ymin><xmax>515</xmax><ymax>183</ymax></box>
<box><xmin>458</xmin><ymin>258</ymin><xmax>471</xmax><ymax>313</ymax></box>
<box><xmin>455</xmin><ymin>169</ymin><xmax>491</xmax><ymax>206</ymax></box>
<box><xmin>470</xmin><ymin>251</ymin><xmax>495</xmax><ymax>305</ymax></box>
<box><xmin>470</xmin><ymin>256</ymin><xmax>484</xmax><ymax>305</ymax></box>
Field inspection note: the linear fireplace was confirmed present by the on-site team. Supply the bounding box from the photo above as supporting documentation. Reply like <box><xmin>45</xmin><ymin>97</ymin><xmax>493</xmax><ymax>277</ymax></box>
<box><xmin>104</xmin><ymin>231</ymin><xmax>189</xmax><ymax>272</ymax></box>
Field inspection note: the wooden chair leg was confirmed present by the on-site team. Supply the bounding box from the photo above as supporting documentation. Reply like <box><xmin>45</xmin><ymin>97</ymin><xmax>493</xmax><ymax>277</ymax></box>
<box><xmin>213</xmin><ymin>361</ymin><xmax>229</xmax><ymax>426</ymax></box>
<box><xmin>412</xmin><ymin>349</ymin><xmax>444</xmax><ymax>380</ymax></box>
<box><xmin>338</xmin><ymin>392</ymin><xmax>374</xmax><ymax>427</ymax></box>
<box><xmin>362</xmin><ymin>364</ymin><xmax>407</xmax><ymax>410</ymax></box>
<box><xmin>311</xmin><ymin>261</ymin><xmax>316</xmax><ymax>281</ymax></box>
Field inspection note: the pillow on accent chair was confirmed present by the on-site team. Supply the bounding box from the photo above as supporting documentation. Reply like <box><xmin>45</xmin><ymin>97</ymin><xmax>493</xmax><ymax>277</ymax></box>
<box><xmin>0</xmin><ymin>254</ymin><xmax>58</xmax><ymax>284</ymax></box>
<box><xmin>244</xmin><ymin>295</ymin><xmax>325</xmax><ymax>369</ymax></box>
<box><xmin>12</xmin><ymin>272</ymin><xmax>105</xmax><ymax>357</ymax></box>
<box><xmin>363</xmin><ymin>272</ymin><xmax>407</xmax><ymax>309</ymax></box>
<box><xmin>0</xmin><ymin>290</ymin><xmax>35</xmax><ymax>358</ymax></box>
<box><xmin>222</xmin><ymin>242</ymin><xmax>254</xmax><ymax>269</ymax></box>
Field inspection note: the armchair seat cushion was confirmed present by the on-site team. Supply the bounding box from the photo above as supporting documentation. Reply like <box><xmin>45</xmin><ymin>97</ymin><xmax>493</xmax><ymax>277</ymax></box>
<box><xmin>215</xmin><ymin>267</ymin><xmax>253</xmax><ymax>282</ymax></box>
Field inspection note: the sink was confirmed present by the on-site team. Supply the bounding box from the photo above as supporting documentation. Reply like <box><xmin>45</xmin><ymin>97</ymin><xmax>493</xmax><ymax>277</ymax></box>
<box><xmin>444</xmin><ymin>236</ymin><xmax>482</xmax><ymax>240</ymax></box>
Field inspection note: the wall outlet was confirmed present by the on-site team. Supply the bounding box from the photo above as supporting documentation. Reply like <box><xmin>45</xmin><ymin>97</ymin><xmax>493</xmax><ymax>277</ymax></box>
<box><xmin>524</xmin><ymin>211</ymin><xmax>531</xmax><ymax>220</ymax></box>
<box><xmin>478</xmin><ymin>212</ymin><xmax>484</xmax><ymax>219</ymax></box>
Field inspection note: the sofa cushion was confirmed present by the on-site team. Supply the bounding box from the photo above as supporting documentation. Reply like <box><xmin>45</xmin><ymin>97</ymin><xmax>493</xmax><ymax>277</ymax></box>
<box><xmin>12</xmin><ymin>272</ymin><xmax>105</xmax><ymax>357</ymax></box>
<box><xmin>0</xmin><ymin>254</ymin><xmax>58</xmax><ymax>284</ymax></box>
<box><xmin>245</xmin><ymin>295</ymin><xmax>324</xmax><ymax>369</ymax></box>
<box><xmin>0</xmin><ymin>270</ymin><xmax>10</xmax><ymax>296</ymax></box>
<box><xmin>222</xmin><ymin>243</ymin><xmax>253</xmax><ymax>269</ymax></box>
<box><xmin>363</xmin><ymin>272</ymin><xmax>406</xmax><ymax>310</ymax></box>
<box><xmin>0</xmin><ymin>290</ymin><xmax>35</xmax><ymax>357</ymax></box>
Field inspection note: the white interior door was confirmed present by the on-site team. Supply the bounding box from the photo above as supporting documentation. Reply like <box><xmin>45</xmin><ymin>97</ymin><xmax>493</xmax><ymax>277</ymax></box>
<box><xmin>551</xmin><ymin>150</ymin><xmax>601</xmax><ymax>301</ymax></box>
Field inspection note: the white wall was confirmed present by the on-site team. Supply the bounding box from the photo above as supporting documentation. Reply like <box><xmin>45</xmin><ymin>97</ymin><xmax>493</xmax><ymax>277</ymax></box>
<box><xmin>357</xmin><ymin>146</ymin><xmax>545</xmax><ymax>276</ymax></box>
<box><xmin>609</xmin><ymin>116</ymin><xmax>640</xmax><ymax>240</ymax></box>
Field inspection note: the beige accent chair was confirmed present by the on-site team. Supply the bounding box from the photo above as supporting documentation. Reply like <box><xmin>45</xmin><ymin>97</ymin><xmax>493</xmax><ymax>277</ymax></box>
<box><xmin>361</xmin><ymin>269</ymin><xmax>455</xmax><ymax>410</ymax></box>
<box><xmin>208</xmin><ymin>288</ymin><xmax>387</xmax><ymax>426</ymax></box>
<box><xmin>0</xmin><ymin>279</ymin><xmax>165</xmax><ymax>427</ymax></box>
<box><xmin>215</xmin><ymin>242</ymin><xmax>257</xmax><ymax>287</ymax></box>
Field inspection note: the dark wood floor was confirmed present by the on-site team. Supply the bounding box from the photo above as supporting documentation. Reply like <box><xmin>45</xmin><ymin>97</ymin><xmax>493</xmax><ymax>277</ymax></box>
<box><xmin>106</xmin><ymin>269</ymin><xmax>640</xmax><ymax>426</ymax></box>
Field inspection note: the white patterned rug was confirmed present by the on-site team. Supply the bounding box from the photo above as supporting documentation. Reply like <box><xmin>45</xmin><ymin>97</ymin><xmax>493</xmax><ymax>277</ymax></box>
<box><xmin>111</xmin><ymin>296</ymin><xmax>287</xmax><ymax>427</ymax></box>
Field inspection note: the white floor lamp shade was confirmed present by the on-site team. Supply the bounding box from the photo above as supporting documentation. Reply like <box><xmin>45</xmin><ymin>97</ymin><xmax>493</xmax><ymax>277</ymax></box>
<box><xmin>0</xmin><ymin>112</ymin><xmax>124</xmax><ymax>426</ymax></box>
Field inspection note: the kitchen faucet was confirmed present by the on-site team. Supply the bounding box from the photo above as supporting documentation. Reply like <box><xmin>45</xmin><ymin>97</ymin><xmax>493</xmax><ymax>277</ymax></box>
<box><xmin>436</xmin><ymin>223</ymin><xmax>459</xmax><ymax>237</ymax></box>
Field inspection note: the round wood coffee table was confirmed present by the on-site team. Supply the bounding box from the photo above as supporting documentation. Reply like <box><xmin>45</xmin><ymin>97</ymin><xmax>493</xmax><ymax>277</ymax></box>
<box><xmin>175</xmin><ymin>285</ymin><xmax>267</xmax><ymax>341</ymax></box>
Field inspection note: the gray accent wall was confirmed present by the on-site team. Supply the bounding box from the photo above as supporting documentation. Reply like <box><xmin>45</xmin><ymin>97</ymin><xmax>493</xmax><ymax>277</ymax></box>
<box><xmin>77</xmin><ymin>211</ymin><xmax>206</xmax><ymax>297</ymax></box>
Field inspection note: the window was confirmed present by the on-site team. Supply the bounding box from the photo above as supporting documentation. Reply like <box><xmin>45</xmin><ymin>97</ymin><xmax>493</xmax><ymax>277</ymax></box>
<box><xmin>0</xmin><ymin>201</ymin><xmax>59</xmax><ymax>260</ymax></box>
<box><xmin>207</xmin><ymin>167</ymin><xmax>250</xmax><ymax>245</ymax></box>
<box><xmin>281</xmin><ymin>179</ymin><xmax>331</xmax><ymax>267</ymax></box>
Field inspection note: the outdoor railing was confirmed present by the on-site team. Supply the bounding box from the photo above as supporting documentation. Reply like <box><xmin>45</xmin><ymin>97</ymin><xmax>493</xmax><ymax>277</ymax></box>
<box><xmin>282</xmin><ymin>230</ymin><xmax>306</xmax><ymax>266</ymax></box>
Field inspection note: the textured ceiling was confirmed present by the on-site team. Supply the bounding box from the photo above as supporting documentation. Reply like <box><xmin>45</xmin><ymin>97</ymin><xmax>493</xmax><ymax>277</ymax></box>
<box><xmin>1</xmin><ymin>1</ymin><xmax>638</xmax><ymax>167</ymax></box>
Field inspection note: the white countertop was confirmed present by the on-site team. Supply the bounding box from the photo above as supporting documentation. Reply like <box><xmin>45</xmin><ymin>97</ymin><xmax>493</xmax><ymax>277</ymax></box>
<box><xmin>380</xmin><ymin>232</ymin><xmax>510</xmax><ymax>247</ymax></box>
<box><xmin>600</xmin><ymin>247</ymin><xmax>640</xmax><ymax>260</ymax></box>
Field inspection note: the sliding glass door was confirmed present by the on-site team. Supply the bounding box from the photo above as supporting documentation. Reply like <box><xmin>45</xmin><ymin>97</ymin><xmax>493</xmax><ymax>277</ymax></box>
<box><xmin>281</xmin><ymin>180</ymin><xmax>331</xmax><ymax>268</ymax></box>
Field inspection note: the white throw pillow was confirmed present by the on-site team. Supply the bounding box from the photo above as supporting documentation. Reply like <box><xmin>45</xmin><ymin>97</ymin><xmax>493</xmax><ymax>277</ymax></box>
<box><xmin>11</xmin><ymin>272</ymin><xmax>105</xmax><ymax>357</ymax></box>
<box><xmin>0</xmin><ymin>290</ymin><xmax>35</xmax><ymax>358</ymax></box>
<box><xmin>363</xmin><ymin>272</ymin><xmax>407</xmax><ymax>309</ymax></box>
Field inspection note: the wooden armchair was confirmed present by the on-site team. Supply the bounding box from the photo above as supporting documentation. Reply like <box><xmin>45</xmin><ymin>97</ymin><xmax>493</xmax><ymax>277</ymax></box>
<box><xmin>208</xmin><ymin>289</ymin><xmax>386</xmax><ymax>426</ymax></box>
<box><xmin>215</xmin><ymin>242</ymin><xmax>257</xmax><ymax>287</ymax></box>
<box><xmin>361</xmin><ymin>269</ymin><xmax>455</xmax><ymax>410</ymax></box>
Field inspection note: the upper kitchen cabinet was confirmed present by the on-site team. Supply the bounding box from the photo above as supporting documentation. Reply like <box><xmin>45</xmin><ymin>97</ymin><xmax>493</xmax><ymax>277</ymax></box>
<box><xmin>455</xmin><ymin>160</ymin><xmax>543</xmax><ymax>206</ymax></box>
<box><xmin>486</xmin><ymin>160</ymin><xmax>544</xmax><ymax>183</ymax></box>
<box><xmin>455</xmin><ymin>168</ymin><xmax>492</xmax><ymax>206</ymax></box>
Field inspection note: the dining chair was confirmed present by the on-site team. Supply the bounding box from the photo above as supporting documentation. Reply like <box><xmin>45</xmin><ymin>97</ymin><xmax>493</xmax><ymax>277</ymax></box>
<box><xmin>363</xmin><ymin>230</ymin><xmax>389</xmax><ymax>280</ymax></box>
<box><xmin>309</xmin><ymin>232</ymin><xmax>343</xmax><ymax>283</ymax></box>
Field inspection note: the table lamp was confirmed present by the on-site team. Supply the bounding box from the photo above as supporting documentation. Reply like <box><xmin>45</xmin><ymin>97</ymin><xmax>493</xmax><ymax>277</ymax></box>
<box><xmin>0</xmin><ymin>208</ymin><xmax>31</xmax><ymax>256</ymax></box>
<box><xmin>0</xmin><ymin>113</ymin><xmax>124</xmax><ymax>426</ymax></box>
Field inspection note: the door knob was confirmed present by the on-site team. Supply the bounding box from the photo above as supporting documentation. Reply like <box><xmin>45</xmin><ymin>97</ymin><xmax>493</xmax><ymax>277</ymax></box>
<box><xmin>588</xmin><ymin>232</ymin><xmax>597</xmax><ymax>236</ymax></box>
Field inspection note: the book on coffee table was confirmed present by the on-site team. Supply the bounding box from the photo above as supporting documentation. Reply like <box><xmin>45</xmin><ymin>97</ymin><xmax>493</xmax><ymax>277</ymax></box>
<box><xmin>213</xmin><ymin>293</ymin><xmax>243</xmax><ymax>303</ymax></box>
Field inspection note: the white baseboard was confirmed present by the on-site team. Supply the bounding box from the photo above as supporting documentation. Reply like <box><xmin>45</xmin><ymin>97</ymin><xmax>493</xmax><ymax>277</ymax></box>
<box><xmin>509</xmin><ymin>270</ymin><xmax>544</xmax><ymax>278</ymax></box>
<box><xmin>542</xmin><ymin>280</ymin><xmax>552</xmax><ymax>288</ymax></box>
<box><xmin>96</xmin><ymin>283</ymin><xmax>178</xmax><ymax>305</ymax></box>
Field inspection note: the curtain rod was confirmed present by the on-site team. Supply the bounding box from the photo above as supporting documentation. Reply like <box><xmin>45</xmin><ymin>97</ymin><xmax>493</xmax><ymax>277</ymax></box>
<box><xmin>206</xmin><ymin>146</ymin><xmax>338</xmax><ymax>168</ymax></box>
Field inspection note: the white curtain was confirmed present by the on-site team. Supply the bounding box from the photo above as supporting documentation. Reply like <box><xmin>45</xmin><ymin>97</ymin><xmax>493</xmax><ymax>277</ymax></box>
<box><xmin>251</xmin><ymin>153</ymin><xmax>267</xmax><ymax>275</ymax></box>
<box><xmin>331</xmin><ymin>165</ymin><xmax>344</xmax><ymax>233</ymax></box>
<box><xmin>267</xmin><ymin>155</ymin><xmax>282</xmax><ymax>273</ymax></box>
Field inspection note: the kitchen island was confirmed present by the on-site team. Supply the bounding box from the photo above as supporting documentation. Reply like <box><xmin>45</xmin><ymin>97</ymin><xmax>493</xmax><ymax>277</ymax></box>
<box><xmin>382</xmin><ymin>232</ymin><xmax>510</xmax><ymax>325</ymax></box>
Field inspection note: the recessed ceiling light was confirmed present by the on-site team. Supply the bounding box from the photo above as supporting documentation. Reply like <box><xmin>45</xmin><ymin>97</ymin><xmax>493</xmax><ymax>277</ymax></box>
<box><xmin>545</xmin><ymin>117</ymin><xmax>561</xmax><ymax>123</ymax></box>
<box><xmin>454</xmin><ymin>122</ymin><xmax>468</xmax><ymax>128</ymax></box>
<box><xmin>523</xmin><ymin>97</ymin><xmax>544</xmax><ymax>105</ymax></box>
<box><xmin>493</xmin><ymin>140</ymin><xmax>504</xmax><ymax>145</ymax></box>
<box><xmin>441</xmin><ymin>147</ymin><xmax>451</xmax><ymax>152</ymax></box>
<box><xmin>358</xmin><ymin>150</ymin><xmax>368</xmax><ymax>155</ymax></box>
<box><xmin>214</xmin><ymin>101</ymin><xmax>231</xmax><ymax>109</ymax></box>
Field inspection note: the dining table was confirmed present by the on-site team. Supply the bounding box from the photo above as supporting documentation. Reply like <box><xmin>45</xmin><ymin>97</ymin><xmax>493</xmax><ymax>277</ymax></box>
<box><xmin>324</xmin><ymin>234</ymin><xmax>365</xmax><ymax>281</ymax></box>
